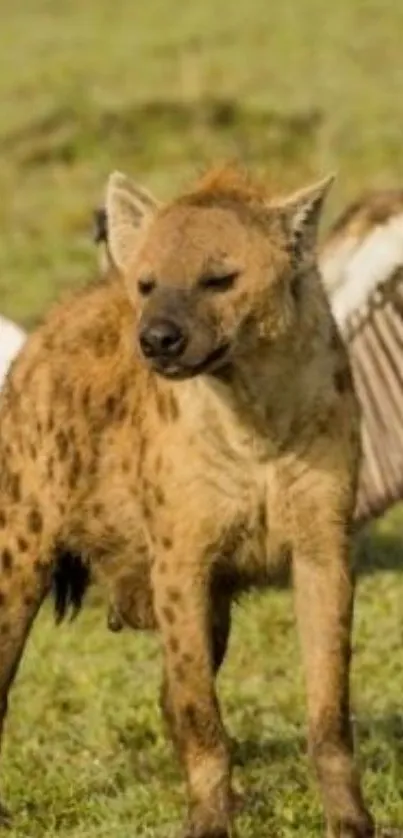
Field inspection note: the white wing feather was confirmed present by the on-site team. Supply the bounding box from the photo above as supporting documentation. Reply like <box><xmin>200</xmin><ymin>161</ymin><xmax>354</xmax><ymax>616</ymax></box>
<box><xmin>0</xmin><ymin>316</ymin><xmax>26</xmax><ymax>388</ymax></box>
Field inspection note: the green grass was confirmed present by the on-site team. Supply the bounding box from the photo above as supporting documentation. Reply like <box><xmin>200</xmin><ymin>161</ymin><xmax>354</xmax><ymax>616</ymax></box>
<box><xmin>3</xmin><ymin>538</ymin><xmax>403</xmax><ymax>838</ymax></box>
<box><xmin>1</xmin><ymin>0</ymin><xmax>403</xmax><ymax>834</ymax></box>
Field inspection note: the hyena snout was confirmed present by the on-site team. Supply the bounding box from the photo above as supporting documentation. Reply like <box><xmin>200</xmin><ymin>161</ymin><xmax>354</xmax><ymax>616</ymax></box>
<box><xmin>139</xmin><ymin>317</ymin><xmax>189</xmax><ymax>361</ymax></box>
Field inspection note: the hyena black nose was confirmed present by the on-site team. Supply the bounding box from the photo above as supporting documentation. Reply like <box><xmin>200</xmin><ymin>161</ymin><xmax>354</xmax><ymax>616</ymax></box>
<box><xmin>139</xmin><ymin>319</ymin><xmax>188</xmax><ymax>360</ymax></box>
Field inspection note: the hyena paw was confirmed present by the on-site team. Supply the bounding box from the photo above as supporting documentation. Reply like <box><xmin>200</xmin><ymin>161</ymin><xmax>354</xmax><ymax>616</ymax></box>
<box><xmin>180</xmin><ymin>808</ymin><xmax>232</xmax><ymax>838</ymax></box>
<box><xmin>106</xmin><ymin>606</ymin><xmax>124</xmax><ymax>632</ymax></box>
<box><xmin>180</xmin><ymin>827</ymin><xmax>230</xmax><ymax>838</ymax></box>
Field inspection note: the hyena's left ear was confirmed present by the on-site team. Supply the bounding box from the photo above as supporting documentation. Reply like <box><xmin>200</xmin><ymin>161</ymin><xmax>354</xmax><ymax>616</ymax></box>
<box><xmin>274</xmin><ymin>174</ymin><xmax>335</xmax><ymax>260</ymax></box>
<box><xmin>105</xmin><ymin>171</ymin><xmax>160</xmax><ymax>274</ymax></box>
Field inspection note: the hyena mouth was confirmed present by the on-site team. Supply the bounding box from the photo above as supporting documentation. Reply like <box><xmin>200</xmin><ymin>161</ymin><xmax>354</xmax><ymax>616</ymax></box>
<box><xmin>152</xmin><ymin>343</ymin><xmax>230</xmax><ymax>380</ymax></box>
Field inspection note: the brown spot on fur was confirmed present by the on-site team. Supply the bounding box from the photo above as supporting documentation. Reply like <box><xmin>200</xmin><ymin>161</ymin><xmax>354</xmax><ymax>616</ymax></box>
<box><xmin>137</xmin><ymin>436</ymin><xmax>146</xmax><ymax>474</ymax></box>
<box><xmin>82</xmin><ymin>386</ymin><xmax>91</xmax><ymax>412</ymax></box>
<box><xmin>162</xmin><ymin>536</ymin><xmax>172</xmax><ymax>550</ymax></box>
<box><xmin>162</xmin><ymin>605</ymin><xmax>176</xmax><ymax>625</ymax></box>
<box><xmin>317</xmin><ymin>415</ymin><xmax>329</xmax><ymax>436</ymax></box>
<box><xmin>64</xmin><ymin>385</ymin><xmax>74</xmax><ymax>408</ymax></box>
<box><xmin>174</xmin><ymin>663</ymin><xmax>185</xmax><ymax>682</ymax></box>
<box><xmin>116</xmin><ymin>403</ymin><xmax>128</xmax><ymax>422</ymax></box>
<box><xmin>167</xmin><ymin>587</ymin><xmax>182</xmax><ymax>604</ymax></box>
<box><xmin>168</xmin><ymin>392</ymin><xmax>179</xmax><ymax>421</ymax></box>
<box><xmin>0</xmin><ymin>622</ymin><xmax>9</xmax><ymax>635</ymax></box>
<box><xmin>93</xmin><ymin>502</ymin><xmax>103</xmax><ymax>516</ymax></box>
<box><xmin>142</xmin><ymin>500</ymin><xmax>153</xmax><ymax>521</ymax></box>
<box><xmin>1</xmin><ymin>549</ymin><xmax>13</xmax><ymax>574</ymax></box>
<box><xmin>183</xmin><ymin>703</ymin><xmax>209</xmax><ymax>746</ymax></box>
<box><xmin>28</xmin><ymin>507</ymin><xmax>43</xmax><ymax>534</ymax></box>
<box><xmin>18</xmin><ymin>537</ymin><xmax>28</xmax><ymax>553</ymax></box>
<box><xmin>155</xmin><ymin>486</ymin><xmax>165</xmax><ymax>506</ymax></box>
<box><xmin>69</xmin><ymin>451</ymin><xmax>82</xmax><ymax>489</ymax></box>
<box><xmin>24</xmin><ymin>595</ymin><xmax>35</xmax><ymax>608</ymax></box>
<box><xmin>0</xmin><ymin>592</ymin><xmax>6</xmax><ymax>607</ymax></box>
<box><xmin>258</xmin><ymin>502</ymin><xmax>267</xmax><ymax>530</ymax></box>
<box><xmin>10</xmin><ymin>473</ymin><xmax>21</xmax><ymax>503</ymax></box>
<box><xmin>156</xmin><ymin>390</ymin><xmax>169</xmax><ymax>421</ymax></box>
<box><xmin>88</xmin><ymin>456</ymin><xmax>98</xmax><ymax>477</ymax></box>
<box><xmin>47</xmin><ymin>456</ymin><xmax>54</xmax><ymax>481</ymax></box>
<box><xmin>0</xmin><ymin>511</ymin><xmax>6</xmax><ymax>529</ymax></box>
<box><xmin>47</xmin><ymin>414</ymin><xmax>55</xmax><ymax>433</ymax></box>
<box><xmin>169</xmin><ymin>635</ymin><xmax>180</xmax><ymax>653</ymax></box>
<box><xmin>105</xmin><ymin>395</ymin><xmax>117</xmax><ymax>418</ymax></box>
<box><xmin>181</xmin><ymin>652</ymin><xmax>193</xmax><ymax>665</ymax></box>
<box><xmin>183</xmin><ymin>699</ymin><xmax>222</xmax><ymax>748</ymax></box>
<box><xmin>93</xmin><ymin>325</ymin><xmax>120</xmax><ymax>357</ymax></box>
<box><xmin>335</xmin><ymin>367</ymin><xmax>352</xmax><ymax>395</ymax></box>
<box><xmin>122</xmin><ymin>458</ymin><xmax>130</xmax><ymax>473</ymax></box>
<box><xmin>34</xmin><ymin>559</ymin><xmax>46</xmax><ymax>575</ymax></box>
<box><xmin>55</xmin><ymin>430</ymin><xmax>68</xmax><ymax>461</ymax></box>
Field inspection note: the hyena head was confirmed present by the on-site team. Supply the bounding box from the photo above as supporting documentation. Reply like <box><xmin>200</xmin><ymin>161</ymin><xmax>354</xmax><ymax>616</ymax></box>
<box><xmin>105</xmin><ymin>167</ymin><xmax>333</xmax><ymax>380</ymax></box>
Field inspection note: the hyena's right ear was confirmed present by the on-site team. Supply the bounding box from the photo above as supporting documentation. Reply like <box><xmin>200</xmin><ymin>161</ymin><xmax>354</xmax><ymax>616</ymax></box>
<box><xmin>105</xmin><ymin>172</ymin><xmax>160</xmax><ymax>274</ymax></box>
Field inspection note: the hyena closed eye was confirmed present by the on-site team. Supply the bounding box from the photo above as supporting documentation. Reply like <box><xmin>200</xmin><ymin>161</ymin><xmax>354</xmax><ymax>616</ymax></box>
<box><xmin>0</xmin><ymin>165</ymin><xmax>374</xmax><ymax>838</ymax></box>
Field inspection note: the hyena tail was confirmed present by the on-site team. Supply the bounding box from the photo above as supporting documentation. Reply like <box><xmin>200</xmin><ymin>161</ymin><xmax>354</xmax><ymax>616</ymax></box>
<box><xmin>51</xmin><ymin>550</ymin><xmax>91</xmax><ymax>623</ymax></box>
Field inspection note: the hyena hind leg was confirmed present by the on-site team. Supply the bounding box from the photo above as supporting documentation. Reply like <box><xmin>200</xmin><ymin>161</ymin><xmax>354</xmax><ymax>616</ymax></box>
<box><xmin>0</xmin><ymin>535</ymin><xmax>53</xmax><ymax>818</ymax></box>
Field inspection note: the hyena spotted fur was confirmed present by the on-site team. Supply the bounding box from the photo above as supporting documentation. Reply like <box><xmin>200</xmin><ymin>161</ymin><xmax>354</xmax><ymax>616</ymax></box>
<box><xmin>0</xmin><ymin>167</ymin><xmax>374</xmax><ymax>838</ymax></box>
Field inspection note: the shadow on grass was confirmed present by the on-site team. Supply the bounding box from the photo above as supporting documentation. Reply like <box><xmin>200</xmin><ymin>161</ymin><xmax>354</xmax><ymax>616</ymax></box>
<box><xmin>233</xmin><ymin>711</ymin><xmax>403</xmax><ymax>769</ymax></box>
<box><xmin>263</xmin><ymin>515</ymin><xmax>403</xmax><ymax>593</ymax></box>
<box><xmin>355</xmin><ymin>524</ymin><xmax>403</xmax><ymax>576</ymax></box>
<box><xmin>233</xmin><ymin>718</ymin><xmax>403</xmax><ymax>830</ymax></box>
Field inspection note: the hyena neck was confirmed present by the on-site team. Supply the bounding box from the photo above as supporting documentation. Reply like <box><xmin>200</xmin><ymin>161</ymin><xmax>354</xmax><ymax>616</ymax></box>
<box><xmin>178</xmin><ymin>345</ymin><xmax>316</xmax><ymax>462</ymax></box>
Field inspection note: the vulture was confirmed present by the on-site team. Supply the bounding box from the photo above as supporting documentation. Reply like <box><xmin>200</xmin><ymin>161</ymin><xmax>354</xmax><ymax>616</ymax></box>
<box><xmin>320</xmin><ymin>190</ymin><xmax>403</xmax><ymax>526</ymax></box>
<box><xmin>94</xmin><ymin>191</ymin><xmax>403</xmax><ymax>528</ymax></box>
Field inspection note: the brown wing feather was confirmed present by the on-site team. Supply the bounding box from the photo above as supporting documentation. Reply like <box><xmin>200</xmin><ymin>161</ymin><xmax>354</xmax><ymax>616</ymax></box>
<box><xmin>348</xmin><ymin>270</ymin><xmax>403</xmax><ymax>524</ymax></box>
<box><xmin>320</xmin><ymin>192</ymin><xmax>403</xmax><ymax>525</ymax></box>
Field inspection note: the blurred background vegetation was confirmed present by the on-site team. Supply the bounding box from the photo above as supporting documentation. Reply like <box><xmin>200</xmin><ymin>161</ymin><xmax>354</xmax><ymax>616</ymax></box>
<box><xmin>1</xmin><ymin>2</ymin><xmax>403</xmax><ymax>836</ymax></box>
<box><xmin>2</xmin><ymin>0</ymin><xmax>403</xmax><ymax>324</ymax></box>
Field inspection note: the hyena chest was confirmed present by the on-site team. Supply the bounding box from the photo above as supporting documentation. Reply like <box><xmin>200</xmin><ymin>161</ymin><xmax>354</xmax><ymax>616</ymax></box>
<box><xmin>216</xmin><ymin>472</ymin><xmax>292</xmax><ymax>589</ymax></box>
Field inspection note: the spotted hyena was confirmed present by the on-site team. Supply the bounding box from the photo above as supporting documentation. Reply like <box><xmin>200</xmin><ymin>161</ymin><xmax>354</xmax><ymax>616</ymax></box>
<box><xmin>0</xmin><ymin>167</ymin><xmax>374</xmax><ymax>838</ymax></box>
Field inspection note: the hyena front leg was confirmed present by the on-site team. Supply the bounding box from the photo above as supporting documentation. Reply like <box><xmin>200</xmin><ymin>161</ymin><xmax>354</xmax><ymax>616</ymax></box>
<box><xmin>160</xmin><ymin>589</ymin><xmax>232</xmax><ymax>753</ymax></box>
<box><xmin>292</xmin><ymin>512</ymin><xmax>374</xmax><ymax>838</ymax></box>
<box><xmin>152</xmin><ymin>551</ymin><xmax>233</xmax><ymax>838</ymax></box>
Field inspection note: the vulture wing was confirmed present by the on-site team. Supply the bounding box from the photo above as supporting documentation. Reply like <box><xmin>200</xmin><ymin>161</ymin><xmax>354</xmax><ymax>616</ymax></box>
<box><xmin>320</xmin><ymin>190</ymin><xmax>403</xmax><ymax>525</ymax></box>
